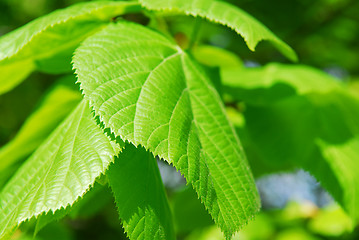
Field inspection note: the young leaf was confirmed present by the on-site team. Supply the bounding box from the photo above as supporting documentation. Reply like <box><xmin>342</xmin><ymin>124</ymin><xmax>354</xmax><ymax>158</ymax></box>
<box><xmin>222</xmin><ymin>63</ymin><xmax>359</xmax><ymax>223</ymax></box>
<box><xmin>0</xmin><ymin>1</ymin><xmax>141</xmax><ymax>95</ymax></box>
<box><xmin>0</xmin><ymin>76</ymin><xmax>81</xmax><ymax>173</ymax></box>
<box><xmin>108</xmin><ymin>144</ymin><xmax>175</xmax><ymax>240</ymax></box>
<box><xmin>0</xmin><ymin>100</ymin><xmax>121</xmax><ymax>239</ymax></box>
<box><xmin>74</xmin><ymin>21</ymin><xmax>260</xmax><ymax>238</ymax></box>
<box><xmin>139</xmin><ymin>0</ymin><xmax>297</xmax><ymax>61</ymax></box>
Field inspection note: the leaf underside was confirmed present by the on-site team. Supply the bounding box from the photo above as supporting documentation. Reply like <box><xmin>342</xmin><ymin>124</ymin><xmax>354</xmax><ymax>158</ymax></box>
<box><xmin>0</xmin><ymin>1</ymin><xmax>141</xmax><ymax>95</ymax></box>
<box><xmin>74</xmin><ymin>21</ymin><xmax>260</xmax><ymax>238</ymax></box>
<box><xmin>0</xmin><ymin>100</ymin><xmax>121</xmax><ymax>239</ymax></box>
<box><xmin>108</xmin><ymin>144</ymin><xmax>175</xmax><ymax>240</ymax></box>
<box><xmin>139</xmin><ymin>0</ymin><xmax>297</xmax><ymax>61</ymax></box>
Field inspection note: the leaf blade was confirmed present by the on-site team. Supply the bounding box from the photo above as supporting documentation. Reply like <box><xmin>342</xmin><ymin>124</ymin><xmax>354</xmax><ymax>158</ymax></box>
<box><xmin>0</xmin><ymin>1</ymin><xmax>141</xmax><ymax>95</ymax></box>
<box><xmin>74</xmin><ymin>21</ymin><xmax>260</xmax><ymax>238</ymax></box>
<box><xmin>139</xmin><ymin>0</ymin><xmax>297</xmax><ymax>61</ymax></box>
<box><xmin>222</xmin><ymin>63</ymin><xmax>359</xmax><ymax>223</ymax></box>
<box><xmin>108</xmin><ymin>144</ymin><xmax>175</xmax><ymax>240</ymax></box>
<box><xmin>0</xmin><ymin>100</ymin><xmax>121</xmax><ymax>239</ymax></box>
<box><xmin>0</xmin><ymin>76</ymin><xmax>82</xmax><ymax>173</ymax></box>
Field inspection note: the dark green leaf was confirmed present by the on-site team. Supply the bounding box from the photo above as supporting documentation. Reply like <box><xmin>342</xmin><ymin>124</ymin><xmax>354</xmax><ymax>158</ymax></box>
<box><xmin>108</xmin><ymin>143</ymin><xmax>175</xmax><ymax>240</ymax></box>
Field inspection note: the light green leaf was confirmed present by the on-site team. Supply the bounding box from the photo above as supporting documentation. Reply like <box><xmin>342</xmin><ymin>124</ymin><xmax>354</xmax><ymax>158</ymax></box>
<box><xmin>108</xmin><ymin>144</ymin><xmax>175</xmax><ymax>240</ymax></box>
<box><xmin>222</xmin><ymin>63</ymin><xmax>340</xmax><ymax>104</ymax></box>
<box><xmin>74</xmin><ymin>21</ymin><xmax>260</xmax><ymax>238</ymax></box>
<box><xmin>0</xmin><ymin>76</ymin><xmax>81</xmax><ymax>173</ymax></box>
<box><xmin>34</xmin><ymin>182</ymin><xmax>112</xmax><ymax>235</ymax></box>
<box><xmin>192</xmin><ymin>45</ymin><xmax>242</xmax><ymax>69</ymax></box>
<box><xmin>139</xmin><ymin>0</ymin><xmax>297</xmax><ymax>61</ymax></box>
<box><xmin>0</xmin><ymin>1</ymin><xmax>141</xmax><ymax>95</ymax></box>
<box><xmin>68</xmin><ymin>182</ymin><xmax>113</xmax><ymax>219</ymax></box>
<box><xmin>0</xmin><ymin>59</ymin><xmax>35</xmax><ymax>95</ymax></box>
<box><xmin>222</xmin><ymin>63</ymin><xmax>359</xmax><ymax>223</ymax></box>
<box><xmin>317</xmin><ymin>138</ymin><xmax>359</xmax><ymax>222</ymax></box>
<box><xmin>0</xmin><ymin>100</ymin><xmax>121</xmax><ymax>239</ymax></box>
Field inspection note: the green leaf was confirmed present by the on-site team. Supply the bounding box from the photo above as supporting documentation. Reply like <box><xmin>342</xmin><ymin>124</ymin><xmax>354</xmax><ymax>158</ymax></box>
<box><xmin>74</xmin><ymin>21</ymin><xmax>260</xmax><ymax>238</ymax></box>
<box><xmin>317</xmin><ymin>138</ymin><xmax>359</xmax><ymax>222</ymax></box>
<box><xmin>68</xmin><ymin>182</ymin><xmax>113</xmax><ymax>219</ymax></box>
<box><xmin>108</xmin><ymin>143</ymin><xmax>175</xmax><ymax>240</ymax></box>
<box><xmin>139</xmin><ymin>0</ymin><xmax>297</xmax><ymax>61</ymax></box>
<box><xmin>0</xmin><ymin>76</ymin><xmax>81</xmax><ymax>173</ymax></box>
<box><xmin>34</xmin><ymin>182</ymin><xmax>112</xmax><ymax>235</ymax></box>
<box><xmin>0</xmin><ymin>100</ymin><xmax>121</xmax><ymax>239</ymax></box>
<box><xmin>192</xmin><ymin>45</ymin><xmax>243</xmax><ymax>69</ymax></box>
<box><xmin>171</xmin><ymin>187</ymin><xmax>213</xmax><ymax>234</ymax></box>
<box><xmin>222</xmin><ymin>63</ymin><xmax>340</xmax><ymax>104</ymax></box>
<box><xmin>34</xmin><ymin>208</ymin><xmax>69</xmax><ymax>237</ymax></box>
<box><xmin>275</xmin><ymin>228</ymin><xmax>320</xmax><ymax>240</ymax></box>
<box><xmin>0</xmin><ymin>1</ymin><xmax>141</xmax><ymax>95</ymax></box>
<box><xmin>222</xmin><ymin>63</ymin><xmax>359</xmax><ymax>223</ymax></box>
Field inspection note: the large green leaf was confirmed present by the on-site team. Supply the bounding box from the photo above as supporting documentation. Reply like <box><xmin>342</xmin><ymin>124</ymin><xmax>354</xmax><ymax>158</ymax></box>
<box><xmin>222</xmin><ymin>63</ymin><xmax>359</xmax><ymax>223</ymax></box>
<box><xmin>0</xmin><ymin>100</ymin><xmax>121</xmax><ymax>239</ymax></box>
<box><xmin>0</xmin><ymin>1</ymin><xmax>141</xmax><ymax>95</ymax></box>
<box><xmin>74</xmin><ymin>21</ymin><xmax>260</xmax><ymax>238</ymax></box>
<box><xmin>0</xmin><ymin>76</ymin><xmax>81</xmax><ymax>174</ymax></box>
<box><xmin>108</xmin><ymin>144</ymin><xmax>175</xmax><ymax>240</ymax></box>
<box><xmin>139</xmin><ymin>0</ymin><xmax>297</xmax><ymax>61</ymax></box>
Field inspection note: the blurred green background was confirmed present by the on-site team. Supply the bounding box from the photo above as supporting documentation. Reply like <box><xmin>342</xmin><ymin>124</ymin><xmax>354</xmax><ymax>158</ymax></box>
<box><xmin>1</xmin><ymin>0</ymin><xmax>359</xmax><ymax>239</ymax></box>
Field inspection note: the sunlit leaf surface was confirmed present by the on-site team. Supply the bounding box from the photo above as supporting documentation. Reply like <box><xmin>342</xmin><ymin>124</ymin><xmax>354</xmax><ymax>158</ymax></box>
<box><xmin>74</xmin><ymin>21</ymin><xmax>260</xmax><ymax>238</ymax></box>
<box><xmin>0</xmin><ymin>1</ymin><xmax>141</xmax><ymax>95</ymax></box>
<box><xmin>0</xmin><ymin>100</ymin><xmax>121</xmax><ymax>238</ymax></box>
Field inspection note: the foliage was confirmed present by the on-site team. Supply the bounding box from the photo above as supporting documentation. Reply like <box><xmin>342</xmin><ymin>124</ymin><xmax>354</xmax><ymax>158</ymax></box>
<box><xmin>0</xmin><ymin>0</ymin><xmax>358</xmax><ymax>239</ymax></box>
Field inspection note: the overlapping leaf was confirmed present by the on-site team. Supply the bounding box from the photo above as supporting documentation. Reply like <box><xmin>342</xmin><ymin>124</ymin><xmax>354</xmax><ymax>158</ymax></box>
<box><xmin>139</xmin><ymin>0</ymin><xmax>297</xmax><ymax>61</ymax></box>
<box><xmin>0</xmin><ymin>1</ymin><xmax>141</xmax><ymax>95</ymax></box>
<box><xmin>171</xmin><ymin>187</ymin><xmax>214</xmax><ymax>234</ymax></box>
<box><xmin>0</xmin><ymin>76</ymin><xmax>81</xmax><ymax>174</ymax></box>
<box><xmin>108</xmin><ymin>144</ymin><xmax>175</xmax><ymax>240</ymax></box>
<box><xmin>74</xmin><ymin>21</ymin><xmax>260</xmax><ymax>238</ymax></box>
<box><xmin>222</xmin><ymin>63</ymin><xmax>359</xmax><ymax>223</ymax></box>
<box><xmin>34</xmin><ymin>182</ymin><xmax>113</xmax><ymax>235</ymax></box>
<box><xmin>0</xmin><ymin>100</ymin><xmax>121</xmax><ymax>239</ymax></box>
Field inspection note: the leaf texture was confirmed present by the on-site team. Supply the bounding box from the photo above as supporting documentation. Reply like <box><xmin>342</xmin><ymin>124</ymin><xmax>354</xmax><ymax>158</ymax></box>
<box><xmin>139</xmin><ymin>0</ymin><xmax>297</xmax><ymax>61</ymax></box>
<box><xmin>0</xmin><ymin>76</ymin><xmax>82</xmax><ymax>173</ymax></box>
<box><xmin>34</xmin><ymin>182</ymin><xmax>112</xmax><ymax>235</ymax></box>
<box><xmin>108</xmin><ymin>144</ymin><xmax>175</xmax><ymax>240</ymax></box>
<box><xmin>0</xmin><ymin>1</ymin><xmax>141</xmax><ymax>95</ymax></box>
<box><xmin>222</xmin><ymin>63</ymin><xmax>359</xmax><ymax>223</ymax></box>
<box><xmin>0</xmin><ymin>100</ymin><xmax>121</xmax><ymax>239</ymax></box>
<box><xmin>74</xmin><ymin>21</ymin><xmax>260</xmax><ymax>238</ymax></box>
